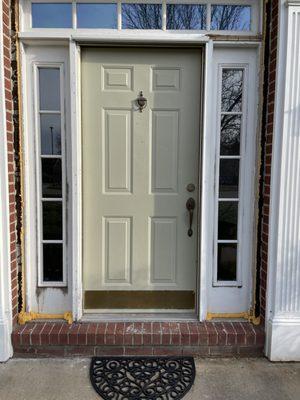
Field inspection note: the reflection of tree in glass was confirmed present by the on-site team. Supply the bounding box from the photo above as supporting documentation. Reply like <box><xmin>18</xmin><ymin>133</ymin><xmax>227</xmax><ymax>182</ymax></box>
<box><xmin>211</xmin><ymin>5</ymin><xmax>251</xmax><ymax>31</ymax></box>
<box><xmin>167</xmin><ymin>5</ymin><xmax>206</xmax><ymax>30</ymax></box>
<box><xmin>220</xmin><ymin>69</ymin><xmax>243</xmax><ymax>155</ymax></box>
<box><xmin>222</xmin><ymin>69</ymin><xmax>243</xmax><ymax>112</ymax></box>
<box><xmin>122</xmin><ymin>4</ymin><xmax>162</xmax><ymax>29</ymax></box>
<box><xmin>220</xmin><ymin>115</ymin><xmax>241</xmax><ymax>155</ymax></box>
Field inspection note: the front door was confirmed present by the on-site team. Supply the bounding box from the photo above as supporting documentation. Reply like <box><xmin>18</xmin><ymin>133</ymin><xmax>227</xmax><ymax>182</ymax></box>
<box><xmin>82</xmin><ymin>48</ymin><xmax>201</xmax><ymax>312</ymax></box>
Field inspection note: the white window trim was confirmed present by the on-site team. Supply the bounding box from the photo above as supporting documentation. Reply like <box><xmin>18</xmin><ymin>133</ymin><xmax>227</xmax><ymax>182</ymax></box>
<box><xmin>20</xmin><ymin>0</ymin><xmax>261</xmax><ymax>36</ymax></box>
<box><xmin>21</xmin><ymin>45</ymin><xmax>72</xmax><ymax>314</ymax></box>
<box><xmin>33</xmin><ymin>62</ymin><xmax>67</xmax><ymax>287</ymax></box>
<box><xmin>213</xmin><ymin>63</ymin><xmax>249</xmax><ymax>288</ymax></box>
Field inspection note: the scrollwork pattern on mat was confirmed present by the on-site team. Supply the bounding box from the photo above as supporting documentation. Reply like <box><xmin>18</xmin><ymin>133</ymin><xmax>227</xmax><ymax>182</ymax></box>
<box><xmin>90</xmin><ymin>356</ymin><xmax>195</xmax><ymax>400</ymax></box>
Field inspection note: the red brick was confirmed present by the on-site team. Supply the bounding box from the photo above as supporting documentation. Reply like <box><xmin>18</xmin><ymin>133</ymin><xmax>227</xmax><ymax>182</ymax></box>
<box><xmin>31</xmin><ymin>323</ymin><xmax>46</xmax><ymax>346</ymax></box>
<box><xmin>68</xmin><ymin>324</ymin><xmax>80</xmax><ymax>345</ymax></box>
<box><xmin>77</xmin><ymin>323</ymin><xmax>89</xmax><ymax>345</ymax></box>
<box><xmin>124</xmin><ymin>347</ymin><xmax>153</xmax><ymax>356</ymax></box>
<box><xmin>86</xmin><ymin>323</ymin><xmax>97</xmax><ymax>345</ymax></box>
<box><xmin>153</xmin><ymin>347</ymin><xmax>182</xmax><ymax>356</ymax></box>
<box><xmin>105</xmin><ymin>323</ymin><xmax>116</xmax><ymax>345</ymax></box>
<box><xmin>142</xmin><ymin>322</ymin><xmax>152</xmax><ymax>346</ymax></box>
<box><xmin>95</xmin><ymin>323</ymin><xmax>106</xmax><ymax>345</ymax></box>
<box><xmin>95</xmin><ymin>347</ymin><xmax>124</xmax><ymax>356</ymax></box>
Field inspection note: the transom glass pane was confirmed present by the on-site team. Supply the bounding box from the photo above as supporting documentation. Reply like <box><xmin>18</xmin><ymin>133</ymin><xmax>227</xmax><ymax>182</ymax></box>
<box><xmin>221</xmin><ymin>69</ymin><xmax>243</xmax><ymax>112</ymax></box>
<box><xmin>77</xmin><ymin>3</ymin><xmax>118</xmax><ymax>29</ymax></box>
<box><xmin>217</xmin><ymin>243</ymin><xmax>237</xmax><ymax>281</ymax></box>
<box><xmin>40</xmin><ymin>114</ymin><xmax>61</xmax><ymax>155</ymax></box>
<box><xmin>32</xmin><ymin>3</ymin><xmax>72</xmax><ymax>28</ymax></box>
<box><xmin>167</xmin><ymin>4</ymin><xmax>206</xmax><ymax>30</ymax></box>
<box><xmin>39</xmin><ymin>68</ymin><xmax>61</xmax><ymax>111</ymax></box>
<box><xmin>211</xmin><ymin>5</ymin><xmax>251</xmax><ymax>31</ymax></box>
<box><xmin>122</xmin><ymin>4</ymin><xmax>162</xmax><ymax>29</ymax></box>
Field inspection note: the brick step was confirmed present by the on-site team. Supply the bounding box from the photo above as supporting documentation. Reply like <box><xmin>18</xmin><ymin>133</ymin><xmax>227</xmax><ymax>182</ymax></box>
<box><xmin>12</xmin><ymin>321</ymin><xmax>265</xmax><ymax>357</ymax></box>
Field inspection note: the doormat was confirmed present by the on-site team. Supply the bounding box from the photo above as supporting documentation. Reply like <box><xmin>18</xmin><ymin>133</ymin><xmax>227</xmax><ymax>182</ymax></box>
<box><xmin>90</xmin><ymin>356</ymin><xmax>195</xmax><ymax>399</ymax></box>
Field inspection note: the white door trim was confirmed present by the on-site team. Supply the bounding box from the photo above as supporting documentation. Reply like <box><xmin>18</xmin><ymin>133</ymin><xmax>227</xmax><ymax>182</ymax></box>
<box><xmin>71</xmin><ymin>42</ymin><xmax>206</xmax><ymax>320</ymax></box>
<box><xmin>70</xmin><ymin>40</ymin><xmax>83</xmax><ymax>321</ymax></box>
<box><xmin>0</xmin><ymin>0</ymin><xmax>13</xmax><ymax>361</ymax></box>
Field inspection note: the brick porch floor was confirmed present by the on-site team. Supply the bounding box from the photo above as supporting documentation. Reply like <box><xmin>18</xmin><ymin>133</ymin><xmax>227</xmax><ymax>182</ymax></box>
<box><xmin>12</xmin><ymin>321</ymin><xmax>265</xmax><ymax>357</ymax></box>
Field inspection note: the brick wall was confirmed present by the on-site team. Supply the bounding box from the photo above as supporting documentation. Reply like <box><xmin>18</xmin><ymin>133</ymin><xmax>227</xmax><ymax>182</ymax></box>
<box><xmin>258</xmin><ymin>0</ymin><xmax>279</xmax><ymax>323</ymax></box>
<box><xmin>2</xmin><ymin>0</ymin><xmax>18</xmax><ymax>325</ymax></box>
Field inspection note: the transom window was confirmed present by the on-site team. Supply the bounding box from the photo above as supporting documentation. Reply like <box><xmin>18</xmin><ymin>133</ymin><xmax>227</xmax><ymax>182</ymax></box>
<box><xmin>29</xmin><ymin>1</ymin><xmax>254</xmax><ymax>32</ymax></box>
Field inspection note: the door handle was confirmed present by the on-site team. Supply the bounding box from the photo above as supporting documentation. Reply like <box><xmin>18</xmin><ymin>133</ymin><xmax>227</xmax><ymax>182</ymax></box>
<box><xmin>186</xmin><ymin>197</ymin><xmax>196</xmax><ymax>237</ymax></box>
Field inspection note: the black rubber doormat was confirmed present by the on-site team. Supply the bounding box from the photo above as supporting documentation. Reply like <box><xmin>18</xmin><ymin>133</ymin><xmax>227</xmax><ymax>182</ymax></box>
<box><xmin>90</xmin><ymin>356</ymin><xmax>196</xmax><ymax>399</ymax></box>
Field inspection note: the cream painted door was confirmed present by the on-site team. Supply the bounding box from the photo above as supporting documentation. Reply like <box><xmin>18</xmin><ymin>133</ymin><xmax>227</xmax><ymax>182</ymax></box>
<box><xmin>82</xmin><ymin>48</ymin><xmax>201</xmax><ymax>311</ymax></box>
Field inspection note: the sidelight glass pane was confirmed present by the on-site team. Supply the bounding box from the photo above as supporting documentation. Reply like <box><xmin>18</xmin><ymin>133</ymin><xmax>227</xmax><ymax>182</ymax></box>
<box><xmin>42</xmin><ymin>159</ymin><xmax>62</xmax><ymax>198</ymax></box>
<box><xmin>39</xmin><ymin>68</ymin><xmax>60</xmax><ymax>111</ymax></box>
<box><xmin>40</xmin><ymin>114</ymin><xmax>61</xmax><ymax>155</ymax></box>
<box><xmin>122</xmin><ymin>4</ymin><xmax>162</xmax><ymax>29</ymax></box>
<box><xmin>167</xmin><ymin>4</ymin><xmax>206</xmax><ymax>30</ymax></box>
<box><xmin>77</xmin><ymin>3</ymin><xmax>118</xmax><ymax>28</ymax></box>
<box><xmin>43</xmin><ymin>243</ymin><xmax>63</xmax><ymax>282</ymax></box>
<box><xmin>221</xmin><ymin>69</ymin><xmax>243</xmax><ymax>112</ymax></box>
<box><xmin>42</xmin><ymin>201</ymin><xmax>62</xmax><ymax>240</ymax></box>
<box><xmin>220</xmin><ymin>115</ymin><xmax>241</xmax><ymax>155</ymax></box>
<box><xmin>219</xmin><ymin>159</ymin><xmax>239</xmax><ymax>198</ymax></box>
<box><xmin>217</xmin><ymin>243</ymin><xmax>237</xmax><ymax>281</ymax></box>
<box><xmin>211</xmin><ymin>5</ymin><xmax>251</xmax><ymax>31</ymax></box>
<box><xmin>32</xmin><ymin>3</ymin><xmax>72</xmax><ymax>28</ymax></box>
<box><xmin>218</xmin><ymin>201</ymin><xmax>238</xmax><ymax>240</ymax></box>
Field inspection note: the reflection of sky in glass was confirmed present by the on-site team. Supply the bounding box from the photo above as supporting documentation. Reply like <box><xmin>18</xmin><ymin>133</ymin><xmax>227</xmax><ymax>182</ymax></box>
<box><xmin>32</xmin><ymin>3</ymin><xmax>72</xmax><ymax>28</ymax></box>
<box><xmin>167</xmin><ymin>4</ymin><xmax>206</xmax><ymax>30</ymax></box>
<box><xmin>77</xmin><ymin>3</ymin><xmax>118</xmax><ymax>28</ymax></box>
<box><xmin>211</xmin><ymin>5</ymin><xmax>251</xmax><ymax>31</ymax></box>
<box><xmin>40</xmin><ymin>114</ymin><xmax>61</xmax><ymax>155</ymax></box>
<box><xmin>39</xmin><ymin>68</ymin><xmax>61</xmax><ymax>111</ymax></box>
<box><xmin>122</xmin><ymin>4</ymin><xmax>162</xmax><ymax>29</ymax></box>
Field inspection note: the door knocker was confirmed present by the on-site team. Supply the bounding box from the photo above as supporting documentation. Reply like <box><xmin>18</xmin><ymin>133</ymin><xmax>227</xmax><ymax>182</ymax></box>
<box><xmin>136</xmin><ymin>91</ymin><xmax>147</xmax><ymax>112</ymax></box>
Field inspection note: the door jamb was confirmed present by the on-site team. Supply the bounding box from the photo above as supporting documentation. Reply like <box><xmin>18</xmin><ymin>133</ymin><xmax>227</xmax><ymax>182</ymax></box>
<box><xmin>70</xmin><ymin>40</ymin><xmax>209</xmax><ymax>321</ymax></box>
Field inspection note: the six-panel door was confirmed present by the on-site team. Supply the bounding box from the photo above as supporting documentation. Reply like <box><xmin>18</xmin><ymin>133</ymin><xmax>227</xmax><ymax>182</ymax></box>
<box><xmin>81</xmin><ymin>48</ymin><xmax>201</xmax><ymax>310</ymax></box>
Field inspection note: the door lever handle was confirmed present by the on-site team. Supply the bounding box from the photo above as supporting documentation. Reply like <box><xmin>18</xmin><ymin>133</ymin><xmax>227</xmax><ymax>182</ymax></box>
<box><xmin>186</xmin><ymin>197</ymin><xmax>196</xmax><ymax>237</ymax></box>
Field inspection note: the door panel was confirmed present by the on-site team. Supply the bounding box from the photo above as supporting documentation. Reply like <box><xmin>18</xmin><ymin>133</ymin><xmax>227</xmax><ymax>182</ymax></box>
<box><xmin>81</xmin><ymin>48</ymin><xmax>201</xmax><ymax>310</ymax></box>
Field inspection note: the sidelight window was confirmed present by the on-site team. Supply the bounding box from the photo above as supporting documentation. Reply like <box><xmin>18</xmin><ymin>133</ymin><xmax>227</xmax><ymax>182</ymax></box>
<box><xmin>215</xmin><ymin>67</ymin><xmax>244</xmax><ymax>285</ymax></box>
<box><xmin>36</xmin><ymin>66</ymin><xmax>66</xmax><ymax>286</ymax></box>
<box><xmin>29</xmin><ymin>1</ymin><xmax>255</xmax><ymax>32</ymax></box>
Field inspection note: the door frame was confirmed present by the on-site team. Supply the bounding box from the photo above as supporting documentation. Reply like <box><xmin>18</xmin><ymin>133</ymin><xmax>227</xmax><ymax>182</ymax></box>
<box><xmin>19</xmin><ymin>34</ymin><xmax>261</xmax><ymax>321</ymax></box>
<box><xmin>71</xmin><ymin>40</ymin><xmax>207</xmax><ymax>320</ymax></box>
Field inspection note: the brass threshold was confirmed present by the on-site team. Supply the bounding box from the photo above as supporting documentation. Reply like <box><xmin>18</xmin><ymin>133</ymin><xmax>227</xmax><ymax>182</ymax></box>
<box><xmin>18</xmin><ymin>311</ymin><xmax>73</xmax><ymax>325</ymax></box>
<box><xmin>206</xmin><ymin>309</ymin><xmax>260</xmax><ymax>326</ymax></box>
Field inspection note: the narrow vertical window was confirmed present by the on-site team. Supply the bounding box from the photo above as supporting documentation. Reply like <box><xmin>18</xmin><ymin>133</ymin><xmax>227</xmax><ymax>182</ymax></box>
<box><xmin>216</xmin><ymin>68</ymin><xmax>244</xmax><ymax>283</ymax></box>
<box><xmin>37</xmin><ymin>67</ymin><xmax>66</xmax><ymax>285</ymax></box>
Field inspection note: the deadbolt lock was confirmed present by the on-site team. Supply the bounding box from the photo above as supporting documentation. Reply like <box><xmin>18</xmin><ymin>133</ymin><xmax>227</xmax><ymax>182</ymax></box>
<box><xmin>186</xmin><ymin>183</ymin><xmax>196</xmax><ymax>192</ymax></box>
